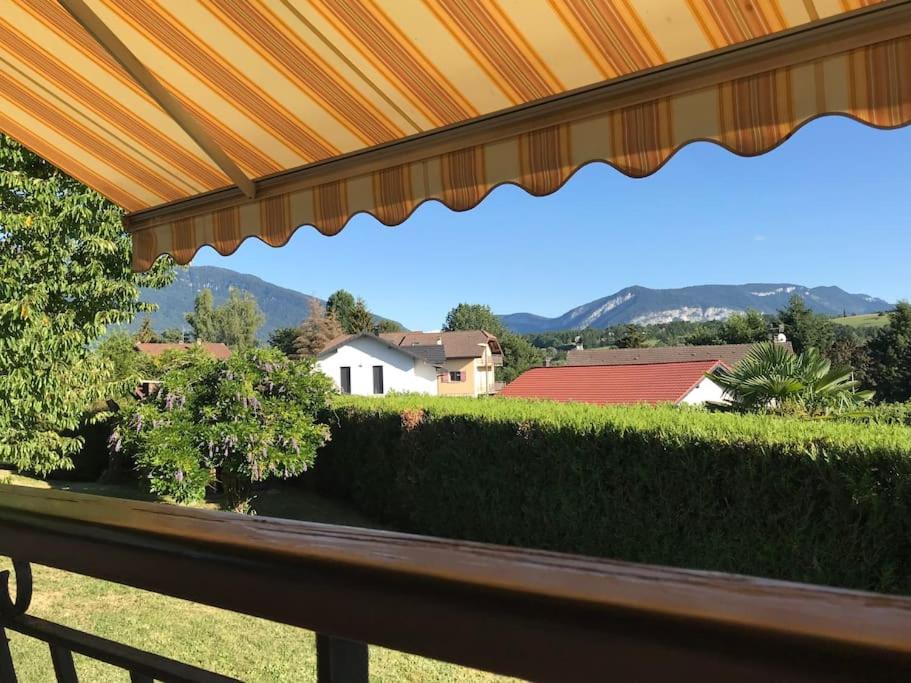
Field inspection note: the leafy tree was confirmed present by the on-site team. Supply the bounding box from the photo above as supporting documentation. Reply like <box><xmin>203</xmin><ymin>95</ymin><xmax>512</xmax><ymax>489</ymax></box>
<box><xmin>268</xmin><ymin>326</ymin><xmax>299</xmax><ymax>356</ymax></box>
<box><xmin>160</xmin><ymin>328</ymin><xmax>185</xmax><ymax>343</ymax></box>
<box><xmin>186</xmin><ymin>288</ymin><xmax>217</xmax><ymax>342</ymax></box>
<box><xmin>294</xmin><ymin>299</ymin><xmax>344</xmax><ymax>357</ymax></box>
<box><xmin>443</xmin><ymin>303</ymin><xmax>505</xmax><ymax>336</ymax></box>
<box><xmin>135</xmin><ymin>315</ymin><xmax>157</xmax><ymax>343</ymax></box>
<box><xmin>865</xmin><ymin>302</ymin><xmax>911</xmax><ymax>402</ymax></box>
<box><xmin>442</xmin><ymin>303</ymin><xmax>541</xmax><ymax>382</ymax></box>
<box><xmin>0</xmin><ymin>135</ymin><xmax>173</xmax><ymax>474</ymax></box>
<box><xmin>498</xmin><ymin>332</ymin><xmax>543</xmax><ymax>383</ymax></box>
<box><xmin>778</xmin><ymin>295</ymin><xmax>834</xmax><ymax>354</ymax></box>
<box><xmin>347</xmin><ymin>297</ymin><xmax>374</xmax><ymax>334</ymax></box>
<box><xmin>214</xmin><ymin>288</ymin><xmax>264</xmax><ymax>349</ymax></box>
<box><xmin>720</xmin><ymin>309</ymin><xmax>768</xmax><ymax>344</ymax></box>
<box><xmin>684</xmin><ymin>326</ymin><xmax>723</xmax><ymax>345</ymax></box>
<box><xmin>710</xmin><ymin>342</ymin><xmax>873</xmax><ymax>415</ymax></box>
<box><xmin>616</xmin><ymin>324</ymin><xmax>647</xmax><ymax>349</ymax></box>
<box><xmin>113</xmin><ymin>347</ymin><xmax>333</xmax><ymax>512</ymax></box>
<box><xmin>186</xmin><ymin>287</ymin><xmax>264</xmax><ymax>349</ymax></box>
<box><xmin>326</xmin><ymin>290</ymin><xmax>356</xmax><ymax>332</ymax></box>
<box><xmin>829</xmin><ymin>327</ymin><xmax>873</xmax><ymax>387</ymax></box>
<box><xmin>97</xmin><ymin>332</ymin><xmax>142</xmax><ymax>385</ymax></box>
<box><xmin>374</xmin><ymin>318</ymin><xmax>404</xmax><ymax>334</ymax></box>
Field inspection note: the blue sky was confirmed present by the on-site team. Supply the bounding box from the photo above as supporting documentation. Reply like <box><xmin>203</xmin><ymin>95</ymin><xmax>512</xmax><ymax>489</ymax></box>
<box><xmin>192</xmin><ymin>117</ymin><xmax>911</xmax><ymax>331</ymax></box>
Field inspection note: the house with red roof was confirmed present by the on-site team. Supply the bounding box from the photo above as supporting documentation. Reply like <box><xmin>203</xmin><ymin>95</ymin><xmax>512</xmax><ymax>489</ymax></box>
<box><xmin>499</xmin><ymin>360</ymin><xmax>728</xmax><ymax>406</ymax></box>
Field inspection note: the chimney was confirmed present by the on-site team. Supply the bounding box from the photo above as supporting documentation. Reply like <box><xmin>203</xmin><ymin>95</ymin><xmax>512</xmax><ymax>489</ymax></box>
<box><xmin>544</xmin><ymin>357</ymin><xmax>552</xmax><ymax>368</ymax></box>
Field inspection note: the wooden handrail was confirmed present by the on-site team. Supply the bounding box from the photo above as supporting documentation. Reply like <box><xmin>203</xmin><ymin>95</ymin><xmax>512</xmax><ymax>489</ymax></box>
<box><xmin>1</xmin><ymin>483</ymin><xmax>910</xmax><ymax>680</ymax></box>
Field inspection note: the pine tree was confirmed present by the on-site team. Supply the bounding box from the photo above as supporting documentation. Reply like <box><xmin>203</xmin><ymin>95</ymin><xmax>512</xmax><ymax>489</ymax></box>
<box><xmin>347</xmin><ymin>298</ymin><xmax>374</xmax><ymax>334</ymax></box>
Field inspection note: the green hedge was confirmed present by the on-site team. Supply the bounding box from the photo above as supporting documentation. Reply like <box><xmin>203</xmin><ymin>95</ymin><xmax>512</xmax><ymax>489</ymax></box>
<box><xmin>857</xmin><ymin>402</ymin><xmax>911</xmax><ymax>426</ymax></box>
<box><xmin>314</xmin><ymin>395</ymin><xmax>911</xmax><ymax>594</ymax></box>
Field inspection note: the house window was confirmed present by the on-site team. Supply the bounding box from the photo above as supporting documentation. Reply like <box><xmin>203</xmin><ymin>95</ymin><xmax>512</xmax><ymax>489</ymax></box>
<box><xmin>340</xmin><ymin>367</ymin><xmax>351</xmax><ymax>394</ymax></box>
<box><xmin>372</xmin><ymin>365</ymin><xmax>384</xmax><ymax>394</ymax></box>
<box><xmin>449</xmin><ymin>371</ymin><xmax>463</xmax><ymax>382</ymax></box>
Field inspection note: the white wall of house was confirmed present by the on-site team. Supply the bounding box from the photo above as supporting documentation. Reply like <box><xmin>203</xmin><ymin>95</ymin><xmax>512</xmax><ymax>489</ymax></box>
<box><xmin>317</xmin><ymin>336</ymin><xmax>438</xmax><ymax>396</ymax></box>
<box><xmin>679</xmin><ymin>376</ymin><xmax>727</xmax><ymax>405</ymax></box>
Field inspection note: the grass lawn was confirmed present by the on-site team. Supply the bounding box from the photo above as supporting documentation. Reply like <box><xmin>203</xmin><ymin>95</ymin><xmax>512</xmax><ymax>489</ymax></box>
<box><xmin>833</xmin><ymin>312</ymin><xmax>891</xmax><ymax>328</ymax></box>
<box><xmin>0</xmin><ymin>472</ymin><xmax>513</xmax><ymax>682</ymax></box>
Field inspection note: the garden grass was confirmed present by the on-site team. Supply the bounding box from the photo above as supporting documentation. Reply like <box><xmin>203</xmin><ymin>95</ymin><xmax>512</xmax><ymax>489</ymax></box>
<box><xmin>0</xmin><ymin>473</ymin><xmax>512</xmax><ymax>682</ymax></box>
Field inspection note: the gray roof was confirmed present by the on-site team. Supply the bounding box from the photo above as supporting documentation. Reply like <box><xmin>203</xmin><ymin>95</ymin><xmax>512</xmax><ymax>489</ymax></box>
<box><xmin>379</xmin><ymin>330</ymin><xmax>501</xmax><ymax>358</ymax></box>
<box><xmin>565</xmin><ymin>342</ymin><xmax>793</xmax><ymax>368</ymax></box>
<box><xmin>405</xmin><ymin>344</ymin><xmax>447</xmax><ymax>365</ymax></box>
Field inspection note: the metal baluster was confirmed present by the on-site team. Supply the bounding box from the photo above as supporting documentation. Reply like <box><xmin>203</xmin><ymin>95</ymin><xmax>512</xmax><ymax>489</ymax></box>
<box><xmin>316</xmin><ymin>634</ymin><xmax>368</xmax><ymax>683</ymax></box>
<box><xmin>0</xmin><ymin>628</ymin><xmax>17</xmax><ymax>683</ymax></box>
<box><xmin>0</xmin><ymin>561</ymin><xmax>32</xmax><ymax>619</ymax></box>
<box><xmin>48</xmin><ymin>644</ymin><xmax>78</xmax><ymax>683</ymax></box>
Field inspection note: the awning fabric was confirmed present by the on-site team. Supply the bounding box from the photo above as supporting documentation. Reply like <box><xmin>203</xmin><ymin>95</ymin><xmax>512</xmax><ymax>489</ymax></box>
<box><xmin>1</xmin><ymin>1</ymin><xmax>909</xmax><ymax>271</ymax></box>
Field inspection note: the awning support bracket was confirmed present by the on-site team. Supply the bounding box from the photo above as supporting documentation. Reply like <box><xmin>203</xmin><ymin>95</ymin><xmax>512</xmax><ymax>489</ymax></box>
<box><xmin>58</xmin><ymin>0</ymin><xmax>256</xmax><ymax>199</ymax></box>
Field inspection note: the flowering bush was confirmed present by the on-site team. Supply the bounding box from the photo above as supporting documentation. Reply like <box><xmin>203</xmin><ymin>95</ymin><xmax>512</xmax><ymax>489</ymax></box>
<box><xmin>112</xmin><ymin>346</ymin><xmax>334</xmax><ymax>511</ymax></box>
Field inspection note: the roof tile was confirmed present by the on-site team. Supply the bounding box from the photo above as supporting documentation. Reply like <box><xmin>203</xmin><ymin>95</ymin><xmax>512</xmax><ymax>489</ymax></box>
<box><xmin>500</xmin><ymin>360</ymin><xmax>725</xmax><ymax>405</ymax></box>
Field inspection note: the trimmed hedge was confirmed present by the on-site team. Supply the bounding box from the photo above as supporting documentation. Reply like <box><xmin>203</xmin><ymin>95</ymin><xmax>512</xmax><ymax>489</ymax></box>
<box><xmin>314</xmin><ymin>395</ymin><xmax>911</xmax><ymax>594</ymax></box>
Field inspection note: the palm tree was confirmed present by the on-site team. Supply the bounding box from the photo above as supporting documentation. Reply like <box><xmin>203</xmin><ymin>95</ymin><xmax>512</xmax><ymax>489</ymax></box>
<box><xmin>709</xmin><ymin>342</ymin><xmax>873</xmax><ymax>415</ymax></box>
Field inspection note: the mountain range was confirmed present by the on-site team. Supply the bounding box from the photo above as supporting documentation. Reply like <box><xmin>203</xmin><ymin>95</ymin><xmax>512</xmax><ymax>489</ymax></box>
<box><xmin>498</xmin><ymin>284</ymin><xmax>891</xmax><ymax>334</ymax></box>
<box><xmin>127</xmin><ymin>269</ymin><xmax>891</xmax><ymax>339</ymax></box>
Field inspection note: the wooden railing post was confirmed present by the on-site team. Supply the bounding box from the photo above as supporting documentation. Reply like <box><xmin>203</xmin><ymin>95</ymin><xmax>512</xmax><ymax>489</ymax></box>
<box><xmin>316</xmin><ymin>634</ymin><xmax>368</xmax><ymax>683</ymax></box>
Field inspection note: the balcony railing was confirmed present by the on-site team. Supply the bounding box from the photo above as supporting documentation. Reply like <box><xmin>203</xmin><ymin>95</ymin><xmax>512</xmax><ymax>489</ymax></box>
<box><xmin>2</xmin><ymin>482</ymin><xmax>911</xmax><ymax>681</ymax></box>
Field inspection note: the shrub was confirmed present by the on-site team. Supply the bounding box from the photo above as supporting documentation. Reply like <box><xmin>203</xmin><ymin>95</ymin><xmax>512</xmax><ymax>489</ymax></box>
<box><xmin>710</xmin><ymin>342</ymin><xmax>873</xmax><ymax>415</ymax></box>
<box><xmin>846</xmin><ymin>401</ymin><xmax>911</xmax><ymax>426</ymax></box>
<box><xmin>314</xmin><ymin>395</ymin><xmax>911</xmax><ymax>594</ymax></box>
<box><xmin>114</xmin><ymin>347</ymin><xmax>333</xmax><ymax>511</ymax></box>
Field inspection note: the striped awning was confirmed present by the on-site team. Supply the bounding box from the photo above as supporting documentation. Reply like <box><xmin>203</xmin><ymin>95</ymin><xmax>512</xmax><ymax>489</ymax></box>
<box><xmin>2</xmin><ymin>1</ymin><xmax>910</xmax><ymax>271</ymax></box>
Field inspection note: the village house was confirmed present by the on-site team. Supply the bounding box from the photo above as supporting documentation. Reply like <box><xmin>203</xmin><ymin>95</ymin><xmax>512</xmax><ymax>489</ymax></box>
<box><xmin>317</xmin><ymin>331</ymin><xmax>502</xmax><ymax>396</ymax></box>
<box><xmin>317</xmin><ymin>333</ymin><xmax>443</xmax><ymax>396</ymax></box>
<box><xmin>500</xmin><ymin>360</ymin><xmax>728</xmax><ymax>406</ymax></box>
<box><xmin>379</xmin><ymin>331</ymin><xmax>502</xmax><ymax>397</ymax></box>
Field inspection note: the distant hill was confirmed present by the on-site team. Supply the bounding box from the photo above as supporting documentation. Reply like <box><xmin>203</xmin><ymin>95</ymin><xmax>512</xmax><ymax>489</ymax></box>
<box><xmin>126</xmin><ymin>266</ymin><xmax>324</xmax><ymax>339</ymax></box>
<box><xmin>499</xmin><ymin>284</ymin><xmax>891</xmax><ymax>333</ymax></box>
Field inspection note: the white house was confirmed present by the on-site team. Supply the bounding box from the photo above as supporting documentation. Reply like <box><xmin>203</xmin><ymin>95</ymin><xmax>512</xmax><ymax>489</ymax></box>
<box><xmin>316</xmin><ymin>333</ymin><xmax>442</xmax><ymax>396</ymax></box>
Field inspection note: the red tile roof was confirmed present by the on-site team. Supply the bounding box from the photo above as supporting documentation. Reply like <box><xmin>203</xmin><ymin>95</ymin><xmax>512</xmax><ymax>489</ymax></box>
<box><xmin>135</xmin><ymin>342</ymin><xmax>232</xmax><ymax>360</ymax></box>
<box><xmin>499</xmin><ymin>360</ymin><xmax>726</xmax><ymax>405</ymax></box>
